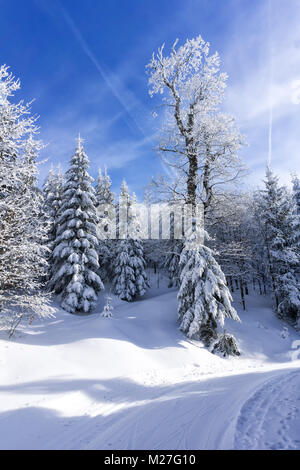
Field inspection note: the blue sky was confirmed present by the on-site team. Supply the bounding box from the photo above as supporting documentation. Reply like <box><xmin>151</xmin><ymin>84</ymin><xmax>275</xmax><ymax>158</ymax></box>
<box><xmin>1</xmin><ymin>0</ymin><xmax>300</xmax><ymax>197</ymax></box>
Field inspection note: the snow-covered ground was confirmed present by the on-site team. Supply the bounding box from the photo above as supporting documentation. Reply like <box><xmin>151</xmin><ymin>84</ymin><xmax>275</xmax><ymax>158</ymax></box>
<box><xmin>0</xmin><ymin>273</ymin><xmax>299</xmax><ymax>450</ymax></box>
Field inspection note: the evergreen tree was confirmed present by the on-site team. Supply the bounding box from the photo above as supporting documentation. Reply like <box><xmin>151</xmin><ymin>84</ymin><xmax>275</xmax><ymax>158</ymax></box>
<box><xmin>163</xmin><ymin>204</ymin><xmax>184</xmax><ymax>288</ymax></box>
<box><xmin>212</xmin><ymin>331</ymin><xmax>240</xmax><ymax>357</ymax></box>
<box><xmin>43</xmin><ymin>166</ymin><xmax>64</xmax><ymax>244</ymax></box>
<box><xmin>112</xmin><ymin>187</ymin><xmax>148</xmax><ymax>301</ymax></box>
<box><xmin>101</xmin><ymin>294</ymin><xmax>114</xmax><ymax>318</ymax></box>
<box><xmin>259</xmin><ymin>167</ymin><xmax>300</xmax><ymax>325</ymax></box>
<box><xmin>50</xmin><ymin>136</ymin><xmax>104</xmax><ymax>313</ymax></box>
<box><xmin>118</xmin><ymin>179</ymin><xmax>130</xmax><ymax>239</ymax></box>
<box><xmin>178</xmin><ymin>227</ymin><xmax>240</xmax><ymax>347</ymax></box>
<box><xmin>292</xmin><ymin>174</ymin><xmax>300</xmax><ymax>214</ymax></box>
<box><xmin>95</xmin><ymin>167</ymin><xmax>114</xmax><ymax>207</ymax></box>
<box><xmin>43</xmin><ymin>166</ymin><xmax>56</xmax><ymax>215</ymax></box>
<box><xmin>43</xmin><ymin>166</ymin><xmax>64</xmax><ymax>278</ymax></box>
<box><xmin>95</xmin><ymin>167</ymin><xmax>115</xmax><ymax>281</ymax></box>
<box><xmin>164</xmin><ymin>240</ymin><xmax>183</xmax><ymax>288</ymax></box>
<box><xmin>292</xmin><ymin>174</ymin><xmax>300</xmax><ymax>266</ymax></box>
<box><xmin>209</xmin><ymin>193</ymin><xmax>255</xmax><ymax>310</ymax></box>
<box><xmin>0</xmin><ymin>65</ymin><xmax>54</xmax><ymax>332</ymax></box>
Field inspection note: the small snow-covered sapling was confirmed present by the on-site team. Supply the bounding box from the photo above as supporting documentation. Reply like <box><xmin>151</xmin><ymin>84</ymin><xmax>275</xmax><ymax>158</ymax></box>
<box><xmin>101</xmin><ymin>295</ymin><xmax>114</xmax><ymax>318</ymax></box>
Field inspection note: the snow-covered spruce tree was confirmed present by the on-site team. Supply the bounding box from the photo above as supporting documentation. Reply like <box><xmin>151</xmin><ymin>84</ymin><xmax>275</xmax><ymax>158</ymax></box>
<box><xmin>178</xmin><ymin>227</ymin><xmax>240</xmax><ymax>346</ymax></box>
<box><xmin>259</xmin><ymin>167</ymin><xmax>300</xmax><ymax>326</ymax></box>
<box><xmin>43</xmin><ymin>166</ymin><xmax>64</xmax><ymax>244</ymax></box>
<box><xmin>43</xmin><ymin>166</ymin><xmax>64</xmax><ymax>279</ymax></box>
<box><xmin>95</xmin><ymin>167</ymin><xmax>115</xmax><ymax>281</ymax></box>
<box><xmin>0</xmin><ymin>65</ymin><xmax>54</xmax><ymax>332</ymax></box>
<box><xmin>164</xmin><ymin>239</ymin><xmax>183</xmax><ymax>288</ymax></box>
<box><xmin>95</xmin><ymin>167</ymin><xmax>114</xmax><ymax>208</ymax></box>
<box><xmin>292</xmin><ymin>174</ymin><xmax>300</xmax><ymax>215</ymax></box>
<box><xmin>49</xmin><ymin>136</ymin><xmax>104</xmax><ymax>313</ymax></box>
<box><xmin>43</xmin><ymin>166</ymin><xmax>56</xmax><ymax>215</ymax></box>
<box><xmin>292</xmin><ymin>174</ymin><xmax>300</xmax><ymax>271</ymax></box>
<box><xmin>163</xmin><ymin>203</ymin><xmax>184</xmax><ymax>288</ymax></box>
<box><xmin>117</xmin><ymin>179</ymin><xmax>130</xmax><ymax>238</ymax></box>
<box><xmin>212</xmin><ymin>331</ymin><xmax>240</xmax><ymax>357</ymax></box>
<box><xmin>147</xmin><ymin>37</ymin><xmax>242</xmax><ymax>349</ymax></box>
<box><xmin>101</xmin><ymin>294</ymin><xmax>114</xmax><ymax>318</ymax></box>
<box><xmin>112</xmin><ymin>187</ymin><xmax>148</xmax><ymax>302</ymax></box>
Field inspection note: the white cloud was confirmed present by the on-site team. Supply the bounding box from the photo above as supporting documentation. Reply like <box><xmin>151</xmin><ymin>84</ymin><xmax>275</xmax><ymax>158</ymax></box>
<box><xmin>291</xmin><ymin>79</ymin><xmax>300</xmax><ymax>105</ymax></box>
<box><xmin>220</xmin><ymin>0</ymin><xmax>300</xmax><ymax>180</ymax></box>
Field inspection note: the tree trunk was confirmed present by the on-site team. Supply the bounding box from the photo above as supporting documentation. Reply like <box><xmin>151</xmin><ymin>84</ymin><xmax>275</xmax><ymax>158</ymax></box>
<box><xmin>239</xmin><ymin>277</ymin><xmax>245</xmax><ymax>310</ymax></box>
<box><xmin>202</xmin><ymin>149</ymin><xmax>213</xmax><ymax>219</ymax></box>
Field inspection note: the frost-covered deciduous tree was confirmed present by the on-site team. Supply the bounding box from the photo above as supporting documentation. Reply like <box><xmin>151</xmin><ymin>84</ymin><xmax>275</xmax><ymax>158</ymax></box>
<box><xmin>112</xmin><ymin>187</ymin><xmax>148</xmax><ymax>302</ymax></box>
<box><xmin>147</xmin><ymin>37</ymin><xmax>241</xmax><ymax>346</ymax></box>
<box><xmin>146</xmin><ymin>36</ymin><xmax>244</xmax><ymax>213</ymax></box>
<box><xmin>50</xmin><ymin>136</ymin><xmax>104</xmax><ymax>313</ymax></box>
<box><xmin>209</xmin><ymin>192</ymin><xmax>257</xmax><ymax>310</ymax></box>
<box><xmin>259</xmin><ymin>167</ymin><xmax>300</xmax><ymax>326</ymax></box>
<box><xmin>0</xmin><ymin>65</ymin><xmax>54</xmax><ymax>332</ymax></box>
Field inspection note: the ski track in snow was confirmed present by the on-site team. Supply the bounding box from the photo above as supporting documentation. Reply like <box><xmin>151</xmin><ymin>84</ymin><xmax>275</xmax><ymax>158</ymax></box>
<box><xmin>234</xmin><ymin>370</ymin><xmax>300</xmax><ymax>450</ymax></box>
<box><xmin>0</xmin><ymin>286</ymin><xmax>300</xmax><ymax>450</ymax></box>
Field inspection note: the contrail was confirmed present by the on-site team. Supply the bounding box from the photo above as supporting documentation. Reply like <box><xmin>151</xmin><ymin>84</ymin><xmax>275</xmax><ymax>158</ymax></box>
<box><xmin>57</xmin><ymin>1</ymin><xmax>146</xmax><ymax>137</ymax></box>
<box><xmin>267</xmin><ymin>0</ymin><xmax>273</xmax><ymax>166</ymax></box>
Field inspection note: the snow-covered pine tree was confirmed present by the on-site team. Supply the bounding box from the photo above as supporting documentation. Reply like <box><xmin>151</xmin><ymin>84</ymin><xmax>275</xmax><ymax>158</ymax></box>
<box><xmin>49</xmin><ymin>136</ymin><xmax>104</xmax><ymax>313</ymax></box>
<box><xmin>43</xmin><ymin>166</ymin><xmax>64</xmax><ymax>279</ymax></box>
<box><xmin>0</xmin><ymin>65</ymin><xmax>54</xmax><ymax>332</ymax></box>
<box><xmin>43</xmin><ymin>166</ymin><xmax>64</xmax><ymax>243</ymax></box>
<box><xmin>291</xmin><ymin>174</ymin><xmax>300</xmax><ymax>270</ymax></box>
<box><xmin>212</xmin><ymin>331</ymin><xmax>240</xmax><ymax>357</ymax></box>
<box><xmin>95</xmin><ymin>167</ymin><xmax>114</xmax><ymax>208</ymax></box>
<box><xmin>112</xmin><ymin>187</ymin><xmax>148</xmax><ymax>301</ymax></box>
<box><xmin>163</xmin><ymin>204</ymin><xmax>184</xmax><ymax>288</ymax></box>
<box><xmin>118</xmin><ymin>179</ymin><xmax>130</xmax><ymax>239</ymax></box>
<box><xmin>164</xmin><ymin>240</ymin><xmax>183</xmax><ymax>288</ymax></box>
<box><xmin>259</xmin><ymin>167</ymin><xmax>300</xmax><ymax>326</ymax></box>
<box><xmin>101</xmin><ymin>294</ymin><xmax>114</xmax><ymax>318</ymax></box>
<box><xmin>178</xmin><ymin>226</ymin><xmax>240</xmax><ymax>346</ymax></box>
<box><xmin>43</xmin><ymin>166</ymin><xmax>56</xmax><ymax>214</ymax></box>
<box><xmin>292</xmin><ymin>174</ymin><xmax>300</xmax><ymax>214</ymax></box>
<box><xmin>95</xmin><ymin>167</ymin><xmax>115</xmax><ymax>281</ymax></box>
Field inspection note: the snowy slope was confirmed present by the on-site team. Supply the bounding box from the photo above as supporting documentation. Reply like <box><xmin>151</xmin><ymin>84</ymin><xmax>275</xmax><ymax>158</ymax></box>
<box><xmin>0</xmin><ymin>275</ymin><xmax>299</xmax><ymax>450</ymax></box>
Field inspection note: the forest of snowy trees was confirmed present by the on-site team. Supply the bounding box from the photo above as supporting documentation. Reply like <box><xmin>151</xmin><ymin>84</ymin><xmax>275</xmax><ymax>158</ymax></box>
<box><xmin>0</xmin><ymin>35</ymin><xmax>300</xmax><ymax>355</ymax></box>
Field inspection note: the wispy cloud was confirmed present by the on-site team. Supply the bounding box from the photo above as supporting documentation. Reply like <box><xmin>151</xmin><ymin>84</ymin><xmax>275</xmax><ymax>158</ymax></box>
<box><xmin>33</xmin><ymin>0</ymin><xmax>300</xmax><ymax>192</ymax></box>
<box><xmin>221</xmin><ymin>0</ymin><xmax>300</xmax><ymax>184</ymax></box>
<box><xmin>54</xmin><ymin>1</ymin><xmax>147</xmax><ymax>138</ymax></box>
